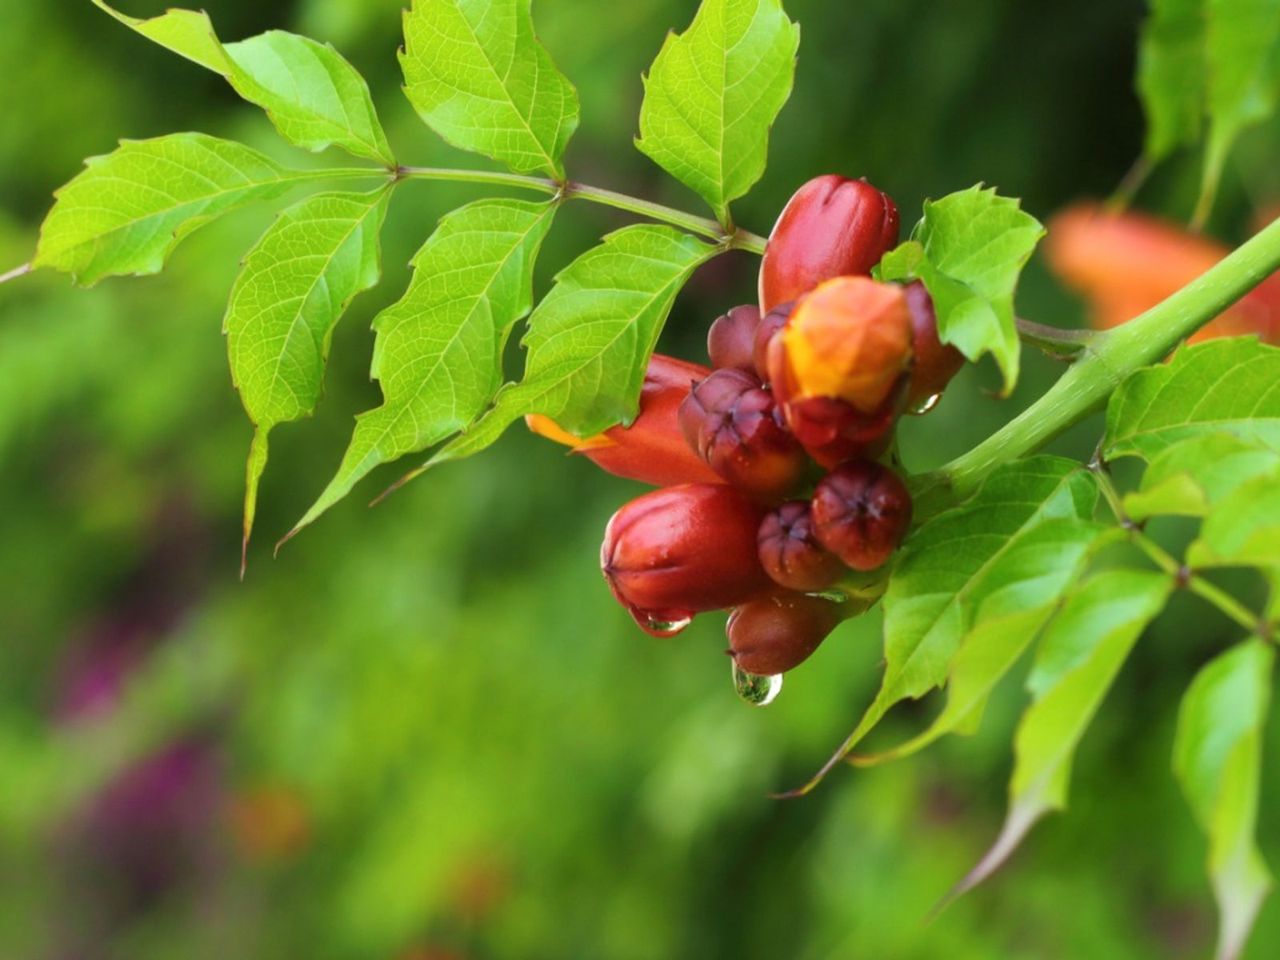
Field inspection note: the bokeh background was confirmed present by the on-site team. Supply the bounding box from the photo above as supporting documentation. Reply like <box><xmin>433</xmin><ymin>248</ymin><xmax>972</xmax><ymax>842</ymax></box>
<box><xmin>3</xmin><ymin>1</ymin><xmax>1279</xmax><ymax>957</ymax></box>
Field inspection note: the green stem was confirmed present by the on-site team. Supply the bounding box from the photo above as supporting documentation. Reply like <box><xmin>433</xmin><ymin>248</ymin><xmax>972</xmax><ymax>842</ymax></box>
<box><xmin>1015</xmin><ymin>318</ymin><xmax>1094</xmax><ymax>359</ymax></box>
<box><xmin>939</xmin><ymin>214</ymin><xmax>1280</xmax><ymax>496</ymax></box>
<box><xmin>1092</xmin><ymin>463</ymin><xmax>1264</xmax><ymax>635</ymax></box>
<box><xmin>397</xmin><ymin>165</ymin><xmax>767</xmax><ymax>251</ymax></box>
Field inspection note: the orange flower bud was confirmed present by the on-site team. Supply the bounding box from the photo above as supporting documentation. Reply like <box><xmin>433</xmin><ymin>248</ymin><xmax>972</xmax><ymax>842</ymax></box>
<box><xmin>759</xmin><ymin>175</ymin><xmax>900</xmax><ymax>312</ymax></box>
<box><xmin>727</xmin><ymin>593</ymin><xmax>845</xmax><ymax>675</ymax></box>
<box><xmin>601</xmin><ymin>484</ymin><xmax>772</xmax><ymax>636</ymax></box>
<box><xmin>778</xmin><ymin>277</ymin><xmax>913</xmax><ymax>414</ymax></box>
<box><xmin>1045</xmin><ymin>204</ymin><xmax>1280</xmax><ymax>343</ymax></box>
<box><xmin>526</xmin><ymin>354</ymin><xmax>720</xmax><ymax>487</ymax></box>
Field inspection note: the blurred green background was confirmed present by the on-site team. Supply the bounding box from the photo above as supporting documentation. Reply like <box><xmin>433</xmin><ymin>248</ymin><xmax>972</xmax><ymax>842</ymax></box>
<box><xmin>2</xmin><ymin>1</ymin><xmax>1279</xmax><ymax>957</ymax></box>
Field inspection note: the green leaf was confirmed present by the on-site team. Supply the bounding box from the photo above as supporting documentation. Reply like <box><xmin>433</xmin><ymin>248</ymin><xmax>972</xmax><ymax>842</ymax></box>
<box><xmin>1174</xmin><ymin>638</ymin><xmax>1274</xmax><ymax>960</ymax></box>
<box><xmin>851</xmin><ymin>518</ymin><xmax>1112</xmax><ymax>766</ymax></box>
<box><xmin>878</xmin><ymin>185</ymin><xmax>1044</xmax><ymax>395</ymax></box>
<box><xmin>400</xmin><ymin>0</ymin><xmax>579</xmax><ymax>178</ymax></box>
<box><xmin>224</xmin><ymin>188</ymin><xmax>392</xmax><ymax>560</ymax></box>
<box><xmin>424</xmin><ymin>225</ymin><xmax>718</xmax><ymax>474</ymax></box>
<box><xmin>790</xmin><ymin>457</ymin><xmax>1099</xmax><ymax>793</ymax></box>
<box><xmin>1125</xmin><ymin>432</ymin><xmax>1280</xmax><ymax>521</ymax></box>
<box><xmin>635</xmin><ymin>0</ymin><xmax>799</xmax><ymax>225</ymax></box>
<box><xmin>287</xmin><ymin>198</ymin><xmax>557</xmax><ymax>538</ymax></box>
<box><xmin>1200</xmin><ymin>0</ymin><xmax>1280</xmax><ymax>220</ymax></box>
<box><xmin>91</xmin><ymin>2</ymin><xmax>394</xmax><ymax>165</ymax></box>
<box><xmin>1105</xmin><ymin>338</ymin><xmax>1280</xmax><ymax>460</ymax></box>
<box><xmin>1137</xmin><ymin>0</ymin><xmax>1207</xmax><ymax>163</ymax></box>
<box><xmin>34</xmin><ymin>134</ymin><xmax>304</xmax><ymax>286</ymax></box>
<box><xmin>1187</xmin><ymin>466</ymin><xmax>1280</xmax><ymax>568</ymax></box>
<box><xmin>952</xmin><ymin>570</ymin><xmax>1173</xmax><ymax>898</ymax></box>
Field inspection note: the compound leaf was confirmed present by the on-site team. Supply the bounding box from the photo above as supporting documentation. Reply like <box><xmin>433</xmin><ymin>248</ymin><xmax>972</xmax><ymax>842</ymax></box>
<box><xmin>225</xmin><ymin>188</ymin><xmax>392</xmax><ymax>561</ymax></box>
<box><xmin>1174</xmin><ymin>638</ymin><xmax>1274</xmax><ymax>960</ymax></box>
<box><xmin>400</xmin><ymin>0</ymin><xmax>579</xmax><ymax>178</ymax></box>
<box><xmin>1125</xmin><ymin>432</ymin><xmax>1280</xmax><ymax>521</ymax></box>
<box><xmin>34</xmin><ymin>134</ymin><xmax>302</xmax><ymax>286</ymax></box>
<box><xmin>423</xmin><ymin>225</ymin><xmax>718</xmax><ymax>475</ymax></box>
<box><xmin>1105</xmin><ymin>338</ymin><xmax>1280</xmax><ymax>461</ymax></box>
<box><xmin>636</xmin><ymin>0</ymin><xmax>799</xmax><ymax>224</ymax></box>
<box><xmin>952</xmin><ymin>570</ymin><xmax>1173</xmax><ymax>898</ymax></box>
<box><xmin>91</xmin><ymin>2</ymin><xmax>393</xmax><ymax>164</ymax></box>
<box><xmin>288</xmin><ymin>198</ymin><xmax>557</xmax><ymax>538</ymax></box>
<box><xmin>879</xmin><ymin>186</ymin><xmax>1044</xmax><ymax>395</ymax></box>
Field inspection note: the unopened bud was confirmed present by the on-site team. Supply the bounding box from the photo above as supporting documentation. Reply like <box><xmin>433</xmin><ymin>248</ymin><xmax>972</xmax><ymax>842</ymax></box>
<box><xmin>757</xmin><ymin>501</ymin><xmax>846</xmax><ymax>592</ymax></box>
<box><xmin>601</xmin><ymin>483</ymin><xmax>771</xmax><ymax>635</ymax></box>
<box><xmin>727</xmin><ymin>593</ymin><xmax>845</xmax><ymax>674</ymax></box>
<box><xmin>678</xmin><ymin>369</ymin><xmax>808</xmax><ymax>499</ymax></box>
<box><xmin>810</xmin><ymin>461</ymin><xmax>912</xmax><ymax>571</ymax></box>
<box><xmin>759</xmin><ymin>175</ymin><xmax>900</xmax><ymax>312</ymax></box>
<box><xmin>903</xmin><ymin>281</ymin><xmax>964</xmax><ymax>409</ymax></box>
<box><xmin>707</xmin><ymin>304</ymin><xmax>762</xmax><ymax>371</ymax></box>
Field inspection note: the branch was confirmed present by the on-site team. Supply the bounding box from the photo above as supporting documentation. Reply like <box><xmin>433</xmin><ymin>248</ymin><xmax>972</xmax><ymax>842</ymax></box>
<box><xmin>397</xmin><ymin>165</ymin><xmax>767</xmax><ymax>252</ymax></box>
<box><xmin>1015</xmin><ymin>318</ymin><xmax>1094</xmax><ymax>360</ymax></box>
<box><xmin>936</xmin><ymin>214</ymin><xmax>1280</xmax><ymax>497</ymax></box>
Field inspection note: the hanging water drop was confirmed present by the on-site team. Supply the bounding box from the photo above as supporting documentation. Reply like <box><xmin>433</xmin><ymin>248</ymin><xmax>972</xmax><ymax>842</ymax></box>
<box><xmin>629</xmin><ymin>609</ymin><xmax>693</xmax><ymax>638</ymax></box>
<box><xmin>909</xmin><ymin>393</ymin><xmax>941</xmax><ymax>415</ymax></box>
<box><xmin>732</xmin><ymin>660</ymin><xmax>782</xmax><ymax>706</ymax></box>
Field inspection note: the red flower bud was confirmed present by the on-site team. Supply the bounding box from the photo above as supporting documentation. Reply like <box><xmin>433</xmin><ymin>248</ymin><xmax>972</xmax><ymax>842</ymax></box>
<box><xmin>727</xmin><ymin>593</ymin><xmax>845</xmax><ymax>675</ymax></box>
<box><xmin>678</xmin><ymin>369</ymin><xmax>808</xmax><ymax>499</ymax></box>
<box><xmin>757</xmin><ymin>501</ymin><xmax>846</xmax><ymax>592</ymax></box>
<box><xmin>810</xmin><ymin>461</ymin><xmax>912</xmax><ymax>571</ymax></box>
<box><xmin>903</xmin><ymin>281</ymin><xmax>965</xmax><ymax>409</ymax></box>
<box><xmin>527</xmin><ymin>354</ymin><xmax>720</xmax><ymax>487</ymax></box>
<box><xmin>759</xmin><ymin>175</ymin><xmax>900</xmax><ymax>313</ymax></box>
<box><xmin>752</xmin><ymin>302</ymin><xmax>793</xmax><ymax>382</ymax></box>
<box><xmin>707</xmin><ymin>304</ymin><xmax>762</xmax><ymax>371</ymax></box>
<box><xmin>601</xmin><ymin>483</ymin><xmax>772</xmax><ymax>635</ymax></box>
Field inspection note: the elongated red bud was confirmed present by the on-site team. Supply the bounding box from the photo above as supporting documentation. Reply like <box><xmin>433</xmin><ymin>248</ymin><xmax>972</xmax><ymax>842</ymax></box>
<box><xmin>903</xmin><ymin>281</ymin><xmax>965</xmax><ymax>409</ymax></box>
<box><xmin>707</xmin><ymin>304</ymin><xmax>762</xmax><ymax>371</ymax></box>
<box><xmin>602</xmin><ymin>483</ymin><xmax>771</xmax><ymax>635</ymax></box>
<box><xmin>527</xmin><ymin>354</ymin><xmax>720</xmax><ymax>487</ymax></box>
<box><xmin>727</xmin><ymin>593</ymin><xmax>845</xmax><ymax>675</ymax></box>
<box><xmin>678</xmin><ymin>369</ymin><xmax>808</xmax><ymax>498</ymax></box>
<box><xmin>757</xmin><ymin>501</ymin><xmax>846</xmax><ymax>592</ymax></box>
<box><xmin>759</xmin><ymin>175</ymin><xmax>900</xmax><ymax>312</ymax></box>
<box><xmin>810</xmin><ymin>461</ymin><xmax>912</xmax><ymax>571</ymax></box>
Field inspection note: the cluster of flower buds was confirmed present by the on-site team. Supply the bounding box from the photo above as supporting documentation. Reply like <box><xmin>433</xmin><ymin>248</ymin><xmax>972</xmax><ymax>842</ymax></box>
<box><xmin>533</xmin><ymin>176</ymin><xmax>968</xmax><ymax>690</ymax></box>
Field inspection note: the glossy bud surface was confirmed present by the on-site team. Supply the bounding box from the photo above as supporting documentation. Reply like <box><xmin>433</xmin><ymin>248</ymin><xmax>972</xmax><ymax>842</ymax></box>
<box><xmin>678</xmin><ymin>369</ymin><xmax>807</xmax><ymax>498</ymax></box>
<box><xmin>601</xmin><ymin>484</ymin><xmax>771</xmax><ymax>631</ymax></box>
<box><xmin>757</xmin><ymin>501</ymin><xmax>846</xmax><ymax>592</ymax></box>
<box><xmin>707</xmin><ymin>304</ymin><xmax>762</xmax><ymax>371</ymax></box>
<box><xmin>759</xmin><ymin>175</ymin><xmax>900</xmax><ymax>312</ymax></box>
<box><xmin>727</xmin><ymin>593</ymin><xmax>845</xmax><ymax>675</ymax></box>
<box><xmin>810</xmin><ymin>461</ymin><xmax>912</xmax><ymax>571</ymax></box>
<box><xmin>903</xmin><ymin>281</ymin><xmax>965</xmax><ymax>408</ymax></box>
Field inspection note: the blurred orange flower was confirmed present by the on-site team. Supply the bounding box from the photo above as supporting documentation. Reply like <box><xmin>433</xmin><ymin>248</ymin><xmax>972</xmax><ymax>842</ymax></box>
<box><xmin>1046</xmin><ymin>204</ymin><xmax>1280</xmax><ymax>343</ymax></box>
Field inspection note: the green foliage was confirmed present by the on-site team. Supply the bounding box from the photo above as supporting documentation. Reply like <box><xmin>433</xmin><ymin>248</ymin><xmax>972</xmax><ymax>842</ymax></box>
<box><xmin>961</xmin><ymin>571</ymin><xmax>1174</xmax><ymax>892</ymax></box>
<box><xmin>293</xmin><ymin>198</ymin><xmax>557</xmax><ymax>536</ymax></box>
<box><xmin>1188</xmin><ymin>467</ymin><xmax>1280</xmax><ymax>569</ymax></box>
<box><xmin>795</xmin><ymin>457</ymin><xmax>1099</xmax><ymax>788</ymax></box>
<box><xmin>427</xmin><ymin>225</ymin><xmax>717</xmax><ymax>472</ymax></box>
<box><xmin>1124</xmin><ymin>433</ymin><xmax>1280</xmax><ymax>521</ymax></box>
<box><xmin>1105</xmin><ymin>338</ymin><xmax>1280</xmax><ymax>460</ymax></box>
<box><xmin>400</xmin><ymin>0</ymin><xmax>579</xmax><ymax>178</ymax></box>
<box><xmin>635</xmin><ymin>0</ymin><xmax>799</xmax><ymax>225</ymax></box>
<box><xmin>33</xmin><ymin>134</ymin><xmax>301</xmax><ymax>285</ymax></box>
<box><xmin>225</xmin><ymin>188</ymin><xmax>392</xmax><ymax>553</ymax></box>
<box><xmin>90</xmin><ymin>1</ymin><xmax>394</xmax><ymax>165</ymax></box>
<box><xmin>1135</xmin><ymin>0</ymin><xmax>1280</xmax><ymax>217</ymax></box>
<box><xmin>1174</xmin><ymin>639</ymin><xmax>1274</xmax><ymax>960</ymax></box>
<box><xmin>878</xmin><ymin>185</ymin><xmax>1044</xmax><ymax>395</ymax></box>
<box><xmin>853</xmin><ymin>518</ymin><xmax>1113</xmax><ymax>765</ymax></box>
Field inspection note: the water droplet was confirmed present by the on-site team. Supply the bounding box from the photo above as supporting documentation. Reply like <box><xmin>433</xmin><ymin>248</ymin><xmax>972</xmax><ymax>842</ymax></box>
<box><xmin>732</xmin><ymin>660</ymin><xmax>782</xmax><ymax>706</ymax></box>
<box><xmin>630</xmin><ymin>609</ymin><xmax>693</xmax><ymax>638</ymax></box>
<box><xmin>909</xmin><ymin>393</ymin><xmax>941</xmax><ymax>415</ymax></box>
